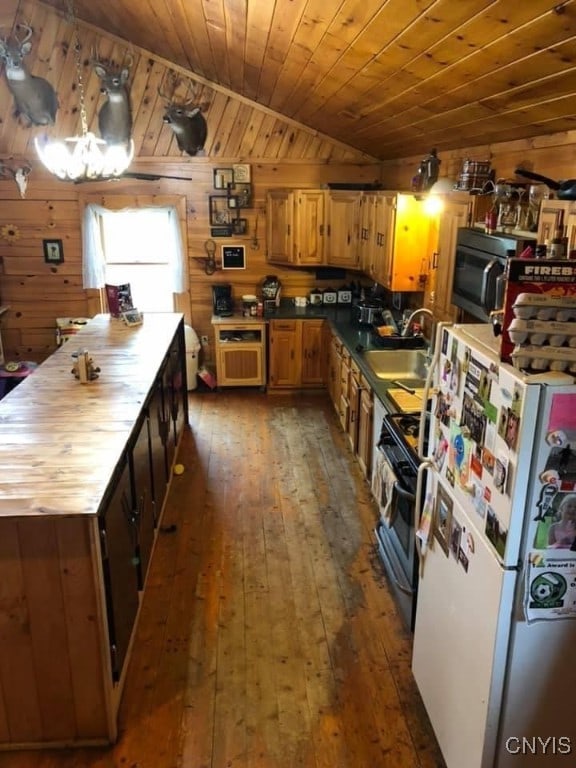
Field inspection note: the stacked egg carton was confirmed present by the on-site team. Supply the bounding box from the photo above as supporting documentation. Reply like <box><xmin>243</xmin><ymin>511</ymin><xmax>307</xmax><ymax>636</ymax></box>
<box><xmin>507</xmin><ymin>294</ymin><xmax>576</xmax><ymax>373</ymax></box>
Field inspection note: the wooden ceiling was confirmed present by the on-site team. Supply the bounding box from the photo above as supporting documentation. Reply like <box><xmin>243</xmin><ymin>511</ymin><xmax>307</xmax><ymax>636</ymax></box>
<box><xmin>23</xmin><ymin>0</ymin><xmax>576</xmax><ymax>161</ymax></box>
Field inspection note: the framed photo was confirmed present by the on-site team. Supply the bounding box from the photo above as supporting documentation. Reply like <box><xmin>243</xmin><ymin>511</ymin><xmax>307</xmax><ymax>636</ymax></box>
<box><xmin>235</xmin><ymin>183</ymin><xmax>251</xmax><ymax>208</ymax></box>
<box><xmin>43</xmin><ymin>238</ymin><xmax>64</xmax><ymax>264</ymax></box>
<box><xmin>221</xmin><ymin>244</ymin><xmax>246</xmax><ymax>270</ymax></box>
<box><xmin>433</xmin><ymin>483</ymin><xmax>453</xmax><ymax>556</ymax></box>
<box><xmin>209</xmin><ymin>195</ymin><xmax>232</xmax><ymax>226</ymax></box>
<box><xmin>213</xmin><ymin>168</ymin><xmax>234</xmax><ymax>189</ymax></box>
<box><xmin>227</xmin><ymin>195</ymin><xmax>240</xmax><ymax>209</ymax></box>
<box><xmin>233</xmin><ymin>163</ymin><xmax>251</xmax><ymax>183</ymax></box>
<box><xmin>232</xmin><ymin>218</ymin><xmax>247</xmax><ymax>235</ymax></box>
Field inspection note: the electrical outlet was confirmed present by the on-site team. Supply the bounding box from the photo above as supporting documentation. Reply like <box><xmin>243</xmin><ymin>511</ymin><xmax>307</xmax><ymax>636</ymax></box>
<box><xmin>201</xmin><ymin>335</ymin><xmax>209</xmax><ymax>345</ymax></box>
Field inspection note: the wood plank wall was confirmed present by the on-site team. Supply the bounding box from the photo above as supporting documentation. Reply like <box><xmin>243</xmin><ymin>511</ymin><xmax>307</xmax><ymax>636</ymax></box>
<box><xmin>2</xmin><ymin>0</ymin><xmax>576</xmax><ymax>364</ymax></box>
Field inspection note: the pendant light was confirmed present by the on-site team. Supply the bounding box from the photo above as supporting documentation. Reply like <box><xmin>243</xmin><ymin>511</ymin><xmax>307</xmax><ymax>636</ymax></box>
<box><xmin>35</xmin><ymin>0</ymin><xmax>134</xmax><ymax>181</ymax></box>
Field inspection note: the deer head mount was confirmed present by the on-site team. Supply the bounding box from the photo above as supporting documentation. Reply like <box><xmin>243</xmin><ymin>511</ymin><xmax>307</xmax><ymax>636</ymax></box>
<box><xmin>158</xmin><ymin>78</ymin><xmax>208</xmax><ymax>157</ymax></box>
<box><xmin>0</xmin><ymin>23</ymin><xmax>59</xmax><ymax>126</ymax></box>
<box><xmin>91</xmin><ymin>53</ymin><xmax>133</xmax><ymax>146</ymax></box>
<box><xmin>0</xmin><ymin>159</ymin><xmax>32</xmax><ymax>198</ymax></box>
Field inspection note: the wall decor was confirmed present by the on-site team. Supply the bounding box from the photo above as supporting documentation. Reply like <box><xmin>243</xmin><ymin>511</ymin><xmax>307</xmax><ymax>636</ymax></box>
<box><xmin>227</xmin><ymin>195</ymin><xmax>240</xmax><ymax>209</ymax></box>
<box><xmin>221</xmin><ymin>244</ymin><xmax>246</xmax><ymax>270</ymax></box>
<box><xmin>213</xmin><ymin>168</ymin><xmax>234</xmax><ymax>189</ymax></box>
<box><xmin>209</xmin><ymin>195</ymin><xmax>232</xmax><ymax>226</ymax></box>
<box><xmin>232</xmin><ymin>218</ymin><xmax>247</xmax><ymax>235</ymax></box>
<box><xmin>233</xmin><ymin>164</ymin><xmax>251</xmax><ymax>183</ymax></box>
<box><xmin>43</xmin><ymin>238</ymin><xmax>64</xmax><ymax>264</ymax></box>
<box><xmin>235</xmin><ymin>183</ymin><xmax>251</xmax><ymax>207</ymax></box>
<box><xmin>210</xmin><ymin>226</ymin><xmax>233</xmax><ymax>238</ymax></box>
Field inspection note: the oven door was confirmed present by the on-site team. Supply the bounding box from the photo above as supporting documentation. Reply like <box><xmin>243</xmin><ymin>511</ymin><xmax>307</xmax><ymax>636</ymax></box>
<box><xmin>372</xmin><ymin>442</ymin><xmax>418</xmax><ymax>630</ymax></box>
<box><xmin>452</xmin><ymin>244</ymin><xmax>505</xmax><ymax>322</ymax></box>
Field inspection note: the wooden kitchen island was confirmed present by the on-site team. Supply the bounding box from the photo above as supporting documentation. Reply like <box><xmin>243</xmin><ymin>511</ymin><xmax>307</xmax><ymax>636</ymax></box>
<box><xmin>0</xmin><ymin>313</ymin><xmax>188</xmax><ymax>750</ymax></box>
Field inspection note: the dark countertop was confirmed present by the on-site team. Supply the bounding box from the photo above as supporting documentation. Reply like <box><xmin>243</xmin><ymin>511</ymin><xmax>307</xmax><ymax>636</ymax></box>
<box><xmin>264</xmin><ymin>301</ymin><xmax>428</xmax><ymax>409</ymax></box>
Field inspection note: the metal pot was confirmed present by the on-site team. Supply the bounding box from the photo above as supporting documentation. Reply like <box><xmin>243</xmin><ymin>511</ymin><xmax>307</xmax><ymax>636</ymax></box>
<box><xmin>353</xmin><ymin>299</ymin><xmax>384</xmax><ymax>325</ymax></box>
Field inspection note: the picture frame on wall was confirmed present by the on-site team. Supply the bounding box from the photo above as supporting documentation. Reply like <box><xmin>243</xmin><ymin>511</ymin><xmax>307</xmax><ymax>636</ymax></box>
<box><xmin>209</xmin><ymin>195</ymin><xmax>231</xmax><ymax>226</ymax></box>
<box><xmin>43</xmin><ymin>238</ymin><xmax>64</xmax><ymax>264</ymax></box>
<box><xmin>213</xmin><ymin>168</ymin><xmax>234</xmax><ymax>189</ymax></box>
<box><xmin>232</xmin><ymin>218</ymin><xmax>247</xmax><ymax>235</ymax></box>
<box><xmin>232</xmin><ymin>163</ymin><xmax>251</xmax><ymax>183</ymax></box>
<box><xmin>221</xmin><ymin>244</ymin><xmax>246</xmax><ymax>270</ymax></box>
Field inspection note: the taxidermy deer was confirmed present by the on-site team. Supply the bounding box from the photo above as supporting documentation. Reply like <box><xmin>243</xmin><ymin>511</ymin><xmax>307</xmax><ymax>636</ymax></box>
<box><xmin>0</xmin><ymin>23</ymin><xmax>58</xmax><ymax>126</ymax></box>
<box><xmin>92</xmin><ymin>54</ymin><xmax>133</xmax><ymax>145</ymax></box>
<box><xmin>158</xmin><ymin>81</ymin><xmax>207</xmax><ymax>156</ymax></box>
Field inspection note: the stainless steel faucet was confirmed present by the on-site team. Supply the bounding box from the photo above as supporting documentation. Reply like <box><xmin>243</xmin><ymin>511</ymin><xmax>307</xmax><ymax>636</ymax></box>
<box><xmin>401</xmin><ymin>307</ymin><xmax>435</xmax><ymax>360</ymax></box>
<box><xmin>401</xmin><ymin>307</ymin><xmax>434</xmax><ymax>337</ymax></box>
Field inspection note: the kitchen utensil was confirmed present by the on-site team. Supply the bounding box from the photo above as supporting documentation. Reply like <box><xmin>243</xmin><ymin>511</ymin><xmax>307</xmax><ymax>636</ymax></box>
<box><xmin>514</xmin><ymin>168</ymin><xmax>576</xmax><ymax>200</ymax></box>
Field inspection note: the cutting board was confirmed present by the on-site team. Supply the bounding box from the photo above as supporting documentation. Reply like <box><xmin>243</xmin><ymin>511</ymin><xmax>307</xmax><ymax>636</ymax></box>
<box><xmin>387</xmin><ymin>387</ymin><xmax>426</xmax><ymax>413</ymax></box>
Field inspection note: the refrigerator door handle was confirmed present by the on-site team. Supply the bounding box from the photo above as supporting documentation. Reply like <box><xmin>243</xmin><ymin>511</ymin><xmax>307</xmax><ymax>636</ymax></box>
<box><xmin>414</xmin><ymin>459</ymin><xmax>437</xmax><ymax>575</ymax></box>
<box><xmin>417</xmin><ymin>321</ymin><xmax>453</xmax><ymax>459</ymax></box>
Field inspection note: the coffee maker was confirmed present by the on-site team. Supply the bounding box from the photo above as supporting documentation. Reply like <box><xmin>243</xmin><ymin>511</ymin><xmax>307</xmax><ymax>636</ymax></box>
<box><xmin>212</xmin><ymin>284</ymin><xmax>233</xmax><ymax>316</ymax></box>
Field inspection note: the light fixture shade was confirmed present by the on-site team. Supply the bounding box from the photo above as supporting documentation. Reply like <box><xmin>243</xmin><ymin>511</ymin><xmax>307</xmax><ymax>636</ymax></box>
<box><xmin>35</xmin><ymin>133</ymin><xmax>134</xmax><ymax>181</ymax></box>
<box><xmin>428</xmin><ymin>177</ymin><xmax>456</xmax><ymax>194</ymax></box>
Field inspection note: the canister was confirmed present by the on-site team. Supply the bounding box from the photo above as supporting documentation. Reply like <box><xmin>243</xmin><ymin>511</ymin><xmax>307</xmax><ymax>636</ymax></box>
<box><xmin>242</xmin><ymin>294</ymin><xmax>258</xmax><ymax>317</ymax></box>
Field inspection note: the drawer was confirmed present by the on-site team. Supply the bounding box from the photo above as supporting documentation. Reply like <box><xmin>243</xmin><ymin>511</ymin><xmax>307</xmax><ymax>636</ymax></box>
<box><xmin>271</xmin><ymin>320</ymin><xmax>297</xmax><ymax>331</ymax></box>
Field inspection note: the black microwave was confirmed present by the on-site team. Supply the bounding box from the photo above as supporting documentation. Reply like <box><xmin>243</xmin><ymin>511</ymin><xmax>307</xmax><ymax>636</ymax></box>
<box><xmin>451</xmin><ymin>228</ymin><xmax>536</xmax><ymax>322</ymax></box>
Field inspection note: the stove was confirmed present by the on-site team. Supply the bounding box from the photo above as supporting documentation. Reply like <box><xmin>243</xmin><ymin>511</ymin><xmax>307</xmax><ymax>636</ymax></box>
<box><xmin>386</xmin><ymin>411</ymin><xmax>429</xmax><ymax>465</ymax></box>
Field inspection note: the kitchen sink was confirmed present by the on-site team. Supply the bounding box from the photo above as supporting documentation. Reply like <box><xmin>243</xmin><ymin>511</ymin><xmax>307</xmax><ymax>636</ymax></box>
<box><xmin>363</xmin><ymin>349</ymin><xmax>430</xmax><ymax>381</ymax></box>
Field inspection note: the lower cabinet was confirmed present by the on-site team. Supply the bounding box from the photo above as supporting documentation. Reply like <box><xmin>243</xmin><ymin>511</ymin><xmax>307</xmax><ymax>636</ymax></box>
<box><xmin>357</xmin><ymin>383</ymin><xmax>374</xmax><ymax>479</ymax></box>
<box><xmin>213</xmin><ymin>320</ymin><xmax>267</xmax><ymax>387</ymax></box>
<box><xmin>268</xmin><ymin>319</ymin><xmax>325</xmax><ymax>389</ymax></box>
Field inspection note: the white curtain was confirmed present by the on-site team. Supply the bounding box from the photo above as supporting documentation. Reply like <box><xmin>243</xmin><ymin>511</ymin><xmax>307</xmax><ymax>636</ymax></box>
<box><xmin>81</xmin><ymin>203</ymin><xmax>188</xmax><ymax>292</ymax></box>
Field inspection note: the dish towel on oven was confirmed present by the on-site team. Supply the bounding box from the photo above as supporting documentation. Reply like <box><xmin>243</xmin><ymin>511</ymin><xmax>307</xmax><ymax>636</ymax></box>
<box><xmin>379</xmin><ymin>457</ymin><xmax>396</xmax><ymax>527</ymax></box>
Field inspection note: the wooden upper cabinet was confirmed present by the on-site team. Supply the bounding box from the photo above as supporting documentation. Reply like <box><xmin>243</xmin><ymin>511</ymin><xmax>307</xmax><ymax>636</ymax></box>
<box><xmin>294</xmin><ymin>190</ymin><xmax>325</xmax><ymax>265</ymax></box>
<box><xmin>326</xmin><ymin>190</ymin><xmax>361</xmax><ymax>269</ymax></box>
<box><xmin>267</xmin><ymin>189</ymin><xmax>294</xmax><ymax>264</ymax></box>
<box><xmin>424</xmin><ymin>193</ymin><xmax>472</xmax><ymax>321</ymax></box>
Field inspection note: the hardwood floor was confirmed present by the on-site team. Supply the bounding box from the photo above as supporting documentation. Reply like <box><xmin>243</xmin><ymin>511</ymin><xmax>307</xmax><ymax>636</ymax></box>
<box><xmin>0</xmin><ymin>391</ymin><xmax>445</xmax><ymax>768</ymax></box>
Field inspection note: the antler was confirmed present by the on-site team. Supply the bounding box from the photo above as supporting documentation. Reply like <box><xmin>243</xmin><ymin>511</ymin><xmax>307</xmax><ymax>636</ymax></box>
<box><xmin>14</xmin><ymin>23</ymin><xmax>33</xmax><ymax>46</ymax></box>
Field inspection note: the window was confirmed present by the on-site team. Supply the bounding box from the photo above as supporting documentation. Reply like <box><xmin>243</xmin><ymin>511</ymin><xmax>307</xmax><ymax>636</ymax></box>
<box><xmin>82</xmin><ymin>203</ymin><xmax>188</xmax><ymax>311</ymax></box>
<box><xmin>101</xmin><ymin>209</ymin><xmax>174</xmax><ymax>312</ymax></box>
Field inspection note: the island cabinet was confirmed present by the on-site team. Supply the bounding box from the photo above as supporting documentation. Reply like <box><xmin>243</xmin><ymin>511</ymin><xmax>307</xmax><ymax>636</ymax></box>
<box><xmin>0</xmin><ymin>313</ymin><xmax>188</xmax><ymax>750</ymax></box>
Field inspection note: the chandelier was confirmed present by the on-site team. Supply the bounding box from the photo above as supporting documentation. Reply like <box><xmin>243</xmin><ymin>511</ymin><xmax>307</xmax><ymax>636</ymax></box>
<box><xmin>35</xmin><ymin>0</ymin><xmax>133</xmax><ymax>181</ymax></box>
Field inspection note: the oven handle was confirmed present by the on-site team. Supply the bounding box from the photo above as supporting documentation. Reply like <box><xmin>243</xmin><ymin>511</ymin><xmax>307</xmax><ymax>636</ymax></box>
<box><xmin>480</xmin><ymin>258</ymin><xmax>501</xmax><ymax>310</ymax></box>
<box><xmin>414</xmin><ymin>459</ymin><xmax>437</xmax><ymax>576</ymax></box>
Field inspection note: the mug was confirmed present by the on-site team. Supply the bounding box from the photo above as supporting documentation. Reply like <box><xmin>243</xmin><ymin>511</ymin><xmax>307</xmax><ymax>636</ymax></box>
<box><xmin>294</xmin><ymin>296</ymin><xmax>308</xmax><ymax>307</ymax></box>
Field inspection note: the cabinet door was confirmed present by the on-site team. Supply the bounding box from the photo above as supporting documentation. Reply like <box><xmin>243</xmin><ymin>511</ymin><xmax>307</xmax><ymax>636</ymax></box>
<box><xmin>427</xmin><ymin>194</ymin><xmax>471</xmax><ymax>321</ymax></box>
<box><xmin>130</xmin><ymin>414</ymin><xmax>155</xmax><ymax>590</ymax></box>
<box><xmin>390</xmin><ymin>194</ymin><xmax>434</xmax><ymax>292</ymax></box>
<box><xmin>162</xmin><ymin>358</ymin><xmax>177</xmax><ymax>473</ymax></box>
<box><xmin>99</xmin><ymin>455</ymin><xmax>140</xmax><ymax>682</ymax></box>
<box><xmin>372</xmin><ymin>193</ymin><xmax>396</xmax><ymax>288</ymax></box>
<box><xmin>326</xmin><ymin>191</ymin><xmax>361</xmax><ymax>268</ymax></box>
<box><xmin>328</xmin><ymin>332</ymin><xmax>342</xmax><ymax>410</ymax></box>
<box><xmin>269</xmin><ymin>320</ymin><xmax>300</xmax><ymax>388</ymax></box>
<box><xmin>359</xmin><ymin>193</ymin><xmax>377</xmax><ymax>276</ymax></box>
<box><xmin>301</xmin><ymin>319</ymin><xmax>325</xmax><ymax>386</ymax></box>
<box><xmin>348</xmin><ymin>371</ymin><xmax>361</xmax><ymax>452</ymax></box>
<box><xmin>267</xmin><ymin>190</ymin><xmax>294</xmax><ymax>264</ymax></box>
<box><xmin>357</xmin><ymin>384</ymin><xmax>373</xmax><ymax>479</ymax></box>
<box><xmin>295</xmin><ymin>190</ymin><xmax>325</xmax><ymax>265</ymax></box>
<box><xmin>338</xmin><ymin>350</ymin><xmax>351</xmax><ymax>431</ymax></box>
<box><xmin>147</xmin><ymin>376</ymin><xmax>168</xmax><ymax>520</ymax></box>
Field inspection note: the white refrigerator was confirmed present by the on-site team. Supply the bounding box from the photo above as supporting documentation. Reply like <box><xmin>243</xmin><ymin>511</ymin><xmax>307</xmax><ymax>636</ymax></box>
<box><xmin>412</xmin><ymin>323</ymin><xmax>576</xmax><ymax>768</ymax></box>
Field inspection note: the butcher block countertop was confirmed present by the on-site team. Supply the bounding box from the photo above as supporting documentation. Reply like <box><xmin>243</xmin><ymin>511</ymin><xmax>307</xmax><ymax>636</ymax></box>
<box><xmin>0</xmin><ymin>312</ymin><xmax>183</xmax><ymax>519</ymax></box>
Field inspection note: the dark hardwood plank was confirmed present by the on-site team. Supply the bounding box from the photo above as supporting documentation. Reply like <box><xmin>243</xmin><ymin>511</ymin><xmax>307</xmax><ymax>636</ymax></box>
<box><xmin>0</xmin><ymin>391</ymin><xmax>445</xmax><ymax>768</ymax></box>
